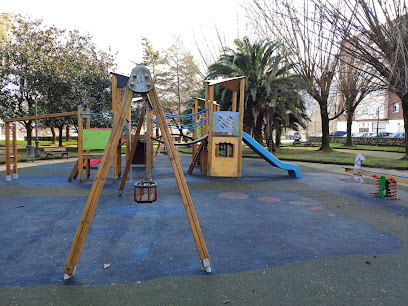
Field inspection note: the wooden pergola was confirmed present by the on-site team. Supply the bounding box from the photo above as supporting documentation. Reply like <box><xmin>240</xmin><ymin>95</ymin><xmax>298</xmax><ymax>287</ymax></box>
<box><xmin>3</xmin><ymin>111</ymin><xmax>76</xmax><ymax>181</ymax></box>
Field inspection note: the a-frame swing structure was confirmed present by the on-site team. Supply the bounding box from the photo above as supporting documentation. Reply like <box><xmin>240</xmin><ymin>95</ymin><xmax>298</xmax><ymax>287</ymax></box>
<box><xmin>63</xmin><ymin>65</ymin><xmax>211</xmax><ymax>279</ymax></box>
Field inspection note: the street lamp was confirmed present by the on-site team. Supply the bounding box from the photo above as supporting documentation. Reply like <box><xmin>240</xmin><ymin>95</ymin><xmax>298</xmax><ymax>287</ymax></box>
<box><xmin>30</xmin><ymin>90</ymin><xmax>41</xmax><ymax>158</ymax></box>
<box><xmin>376</xmin><ymin>106</ymin><xmax>380</xmax><ymax>147</ymax></box>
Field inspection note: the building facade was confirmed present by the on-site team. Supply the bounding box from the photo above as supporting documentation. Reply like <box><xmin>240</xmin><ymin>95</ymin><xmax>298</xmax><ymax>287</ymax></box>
<box><xmin>336</xmin><ymin>90</ymin><xmax>404</xmax><ymax>135</ymax></box>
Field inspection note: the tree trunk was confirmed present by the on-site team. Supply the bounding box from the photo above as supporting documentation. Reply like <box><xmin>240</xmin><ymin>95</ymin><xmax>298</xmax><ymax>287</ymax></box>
<box><xmin>271</xmin><ymin>116</ymin><xmax>278</xmax><ymax>152</ymax></box>
<box><xmin>50</xmin><ymin>125</ymin><xmax>56</xmax><ymax>144</ymax></box>
<box><xmin>66</xmin><ymin>125</ymin><xmax>70</xmax><ymax>142</ymax></box>
<box><xmin>26</xmin><ymin>121</ymin><xmax>33</xmax><ymax>145</ymax></box>
<box><xmin>254</xmin><ymin>112</ymin><xmax>264</xmax><ymax>144</ymax></box>
<box><xmin>344</xmin><ymin>109</ymin><xmax>354</xmax><ymax>147</ymax></box>
<box><xmin>265</xmin><ymin>109</ymin><xmax>271</xmax><ymax>145</ymax></box>
<box><xmin>319</xmin><ymin>101</ymin><xmax>332</xmax><ymax>151</ymax></box>
<box><xmin>401</xmin><ymin>93</ymin><xmax>408</xmax><ymax>160</ymax></box>
<box><xmin>243</xmin><ymin>111</ymin><xmax>254</xmax><ymax>135</ymax></box>
<box><xmin>275</xmin><ymin>128</ymin><xmax>282</xmax><ymax>148</ymax></box>
<box><xmin>58</xmin><ymin>125</ymin><xmax>64</xmax><ymax>147</ymax></box>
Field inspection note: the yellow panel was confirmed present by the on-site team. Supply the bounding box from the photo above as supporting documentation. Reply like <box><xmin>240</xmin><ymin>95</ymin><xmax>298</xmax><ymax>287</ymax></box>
<box><xmin>209</xmin><ymin>136</ymin><xmax>240</xmax><ymax>177</ymax></box>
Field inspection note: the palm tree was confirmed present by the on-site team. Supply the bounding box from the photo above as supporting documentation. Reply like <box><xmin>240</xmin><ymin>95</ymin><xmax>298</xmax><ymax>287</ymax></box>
<box><xmin>207</xmin><ymin>37</ymin><xmax>306</xmax><ymax>145</ymax></box>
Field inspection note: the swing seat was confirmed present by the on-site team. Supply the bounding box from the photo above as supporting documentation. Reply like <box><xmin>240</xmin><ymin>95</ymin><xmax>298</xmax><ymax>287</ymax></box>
<box><xmin>134</xmin><ymin>181</ymin><xmax>158</xmax><ymax>203</ymax></box>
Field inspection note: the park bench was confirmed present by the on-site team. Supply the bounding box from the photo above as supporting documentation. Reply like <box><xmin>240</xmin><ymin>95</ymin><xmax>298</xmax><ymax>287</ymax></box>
<box><xmin>44</xmin><ymin>147</ymin><xmax>69</xmax><ymax>160</ymax></box>
<box><xmin>345</xmin><ymin>167</ymin><xmax>408</xmax><ymax>200</ymax></box>
<box><xmin>292</xmin><ymin>139</ymin><xmax>313</xmax><ymax>146</ymax></box>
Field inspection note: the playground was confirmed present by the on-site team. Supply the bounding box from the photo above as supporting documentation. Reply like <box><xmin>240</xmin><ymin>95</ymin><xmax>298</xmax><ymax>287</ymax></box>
<box><xmin>1</xmin><ymin>66</ymin><xmax>408</xmax><ymax>304</ymax></box>
<box><xmin>1</xmin><ymin>155</ymin><xmax>408</xmax><ymax>304</ymax></box>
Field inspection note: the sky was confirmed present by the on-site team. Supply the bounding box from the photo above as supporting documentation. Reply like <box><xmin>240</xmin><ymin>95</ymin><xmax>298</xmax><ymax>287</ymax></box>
<box><xmin>1</xmin><ymin>0</ymin><xmax>250</xmax><ymax>76</ymax></box>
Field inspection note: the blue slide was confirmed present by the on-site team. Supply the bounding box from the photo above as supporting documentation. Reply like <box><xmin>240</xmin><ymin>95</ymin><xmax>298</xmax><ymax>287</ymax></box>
<box><xmin>242</xmin><ymin>132</ymin><xmax>302</xmax><ymax>178</ymax></box>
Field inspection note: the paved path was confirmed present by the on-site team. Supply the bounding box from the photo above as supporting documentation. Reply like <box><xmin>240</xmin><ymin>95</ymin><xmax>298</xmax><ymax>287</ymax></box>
<box><xmin>336</xmin><ymin>148</ymin><xmax>405</xmax><ymax>159</ymax></box>
<box><xmin>0</xmin><ymin>157</ymin><xmax>75</xmax><ymax>172</ymax></box>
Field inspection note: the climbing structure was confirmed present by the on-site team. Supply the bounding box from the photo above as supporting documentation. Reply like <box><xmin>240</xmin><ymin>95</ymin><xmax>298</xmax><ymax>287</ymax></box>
<box><xmin>188</xmin><ymin>76</ymin><xmax>301</xmax><ymax>178</ymax></box>
<box><xmin>206</xmin><ymin>77</ymin><xmax>246</xmax><ymax>177</ymax></box>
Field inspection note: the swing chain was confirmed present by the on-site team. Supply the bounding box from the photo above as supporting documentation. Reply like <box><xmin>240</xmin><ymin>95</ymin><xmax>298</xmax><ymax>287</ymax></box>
<box><xmin>144</xmin><ymin>101</ymin><xmax>153</xmax><ymax>182</ymax></box>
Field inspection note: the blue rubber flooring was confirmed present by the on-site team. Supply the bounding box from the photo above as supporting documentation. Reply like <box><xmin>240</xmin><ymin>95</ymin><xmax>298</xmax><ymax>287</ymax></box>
<box><xmin>0</xmin><ymin>156</ymin><xmax>402</xmax><ymax>286</ymax></box>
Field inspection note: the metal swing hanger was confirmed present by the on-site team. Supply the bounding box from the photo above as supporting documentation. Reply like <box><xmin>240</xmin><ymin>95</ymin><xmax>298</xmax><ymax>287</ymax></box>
<box><xmin>134</xmin><ymin>101</ymin><xmax>157</xmax><ymax>203</ymax></box>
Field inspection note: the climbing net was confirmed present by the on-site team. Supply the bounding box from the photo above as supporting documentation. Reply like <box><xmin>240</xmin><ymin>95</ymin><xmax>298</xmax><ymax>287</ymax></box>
<box><xmin>131</xmin><ymin>107</ymin><xmax>209</xmax><ymax>132</ymax></box>
<box><xmin>152</xmin><ymin>107</ymin><xmax>209</xmax><ymax>132</ymax></box>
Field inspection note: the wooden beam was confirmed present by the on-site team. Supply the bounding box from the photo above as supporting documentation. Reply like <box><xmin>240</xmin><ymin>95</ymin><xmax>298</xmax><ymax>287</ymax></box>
<box><xmin>237</xmin><ymin>78</ymin><xmax>245</xmax><ymax>177</ymax></box>
<box><xmin>118</xmin><ymin>111</ymin><xmax>145</xmax><ymax>195</ymax></box>
<box><xmin>12</xmin><ymin>124</ymin><xmax>17</xmax><ymax>179</ymax></box>
<box><xmin>68</xmin><ymin>160</ymin><xmax>79</xmax><ymax>182</ymax></box>
<box><xmin>5</xmin><ymin>122</ymin><xmax>11</xmax><ymax>181</ymax></box>
<box><xmin>77</xmin><ymin>106</ymin><xmax>84</xmax><ymax>181</ymax></box>
<box><xmin>345</xmin><ymin>168</ymin><xmax>408</xmax><ymax>184</ymax></box>
<box><xmin>144</xmin><ymin>85</ymin><xmax>211</xmax><ymax>271</ymax></box>
<box><xmin>63</xmin><ymin>87</ymin><xmax>134</xmax><ymax>278</ymax></box>
<box><xmin>207</xmin><ymin>84</ymin><xmax>214</xmax><ymax>176</ymax></box>
<box><xmin>232</xmin><ymin>90</ymin><xmax>237</xmax><ymax>112</ymax></box>
<box><xmin>4</xmin><ymin>111</ymin><xmax>76</xmax><ymax>123</ymax></box>
<box><xmin>64</xmin><ymin>88</ymin><xmax>134</xmax><ymax>277</ymax></box>
<box><xmin>188</xmin><ymin>138</ymin><xmax>207</xmax><ymax>175</ymax></box>
<box><xmin>146</xmin><ymin>107</ymin><xmax>153</xmax><ymax>170</ymax></box>
<box><xmin>85</xmin><ymin>109</ymin><xmax>91</xmax><ymax>178</ymax></box>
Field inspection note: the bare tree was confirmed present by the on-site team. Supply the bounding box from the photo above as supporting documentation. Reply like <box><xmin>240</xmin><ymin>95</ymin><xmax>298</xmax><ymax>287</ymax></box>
<box><xmin>338</xmin><ymin>54</ymin><xmax>378</xmax><ymax>146</ymax></box>
<box><xmin>162</xmin><ymin>37</ymin><xmax>202</xmax><ymax>119</ymax></box>
<box><xmin>246</xmin><ymin>0</ymin><xmax>344</xmax><ymax>151</ymax></box>
<box><xmin>319</xmin><ymin>0</ymin><xmax>408</xmax><ymax>158</ymax></box>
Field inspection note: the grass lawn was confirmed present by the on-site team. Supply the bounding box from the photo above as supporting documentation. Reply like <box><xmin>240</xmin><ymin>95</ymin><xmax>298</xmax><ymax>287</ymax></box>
<box><xmin>2</xmin><ymin>139</ymin><xmax>408</xmax><ymax>170</ymax></box>
<box><xmin>0</xmin><ymin>139</ymin><xmax>157</xmax><ymax>164</ymax></box>
<box><xmin>0</xmin><ymin>139</ymin><xmax>80</xmax><ymax>163</ymax></box>
<box><xmin>269</xmin><ymin>148</ymin><xmax>408</xmax><ymax>170</ymax></box>
<box><xmin>179</xmin><ymin>143</ymin><xmax>408</xmax><ymax>170</ymax></box>
<box><xmin>280</xmin><ymin>141</ymin><xmax>406</xmax><ymax>153</ymax></box>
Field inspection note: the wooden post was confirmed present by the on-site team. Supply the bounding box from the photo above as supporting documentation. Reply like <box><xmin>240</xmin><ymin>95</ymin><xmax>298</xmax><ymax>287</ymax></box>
<box><xmin>125</xmin><ymin>88</ymin><xmax>131</xmax><ymax>171</ymax></box>
<box><xmin>192</xmin><ymin>100</ymin><xmax>199</xmax><ymax>159</ymax></box>
<box><xmin>201</xmin><ymin>86</ymin><xmax>210</xmax><ymax>173</ymax></box>
<box><xmin>147</xmin><ymin>107</ymin><xmax>154</xmax><ymax>168</ymax></box>
<box><xmin>232</xmin><ymin>90</ymin><xmax>237</xmax><ymax>112</ymax></box>
<box><xmin>85</xmin><ymin>109</ymin><xmax>91</xmax><ymax>178</ymax></box>
<box><xmin>237</xmin><ymin>78</ymin><xmax>245</xmax><ymax>176</ymax></box>
<box><xmin>77</xmin><ymin>106</ymin><xmax>84</xmax><ymax>181</ymax></box>
<box><xmin>144</xmin><ymin>85</ymin><xmax>211</xmax><ymax>271</ymax></box>
<box><xmin>112</xmin><ymin>74</ymin><xmax>118</xmax><ymax>180</ymax></box>
<box><xmin>204</xmin><ymin>84</ymin><xmax>209</xmax><ymax>136</ymax></box>
<box><xmin>145</xmin><ymin>107</ymin><xmax>153</xmax><ymax>174</ymax></box>
<box><xmin>12</xmin><ymin>124</ymin><xmax>18</xmax><ymax>179</ymax></box>
<box><xmin>207</xmin><ymin>84</ymin><xmax>214</xmax><ymax>176</ymax></box>
<box><xmin>188</xmin><ymin>138</ymin><xmax>207</xmax><ymax>175</ymax></box>
<box><xmin>4</xmin><ymin>111</ymin><xmax>76</xmax><ymax>123</ymax></box>
<box><xmin>64</xmin><ymin>86</ymin><xmax>134</xmax><ymax>279</ymax></box>
<box><xmin>68</xmin><ymin>160</ymin><xmax>79</xmax><ymax>182</ymax></box>
<box><xmin>118</xmin><ymin>111</ymin><xmax>145</xmax><ymax>195</ymax></box>
<box><xmin>5</xmin><ymin>122</ymin><xmax>11</xmax><ymax>181</ymax></box>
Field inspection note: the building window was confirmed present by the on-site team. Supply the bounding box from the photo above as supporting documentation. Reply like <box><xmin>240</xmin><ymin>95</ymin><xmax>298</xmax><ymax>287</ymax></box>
<box><xmin>393</xmin><ymin>103</ymin><xmax>399</xmax><ymax>113</ymax></box>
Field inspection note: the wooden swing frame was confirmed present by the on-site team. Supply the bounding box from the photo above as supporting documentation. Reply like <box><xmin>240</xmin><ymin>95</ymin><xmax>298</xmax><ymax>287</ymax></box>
<box><xmin>63</xmin><ymin>65</ymin><xmax>211</xmax><ymax>279</ymax></box>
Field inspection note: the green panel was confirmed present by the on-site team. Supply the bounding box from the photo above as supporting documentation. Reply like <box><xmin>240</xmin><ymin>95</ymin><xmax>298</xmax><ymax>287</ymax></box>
<box><xmin>196</xmin><ymin>125</ymin><xmax>201</xmax><ymax>139</ymax></box>
<box><xmin>83</xmin><ymin>129</ymin><xmax>112</xmax><ymax>150</ymax></box>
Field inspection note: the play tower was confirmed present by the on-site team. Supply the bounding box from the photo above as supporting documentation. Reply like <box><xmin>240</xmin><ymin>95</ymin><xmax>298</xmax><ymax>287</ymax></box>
<box><xmin>205</xmin><ymin>77</ymin><xmax>245</xmax><ymax>177</ymax></box>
